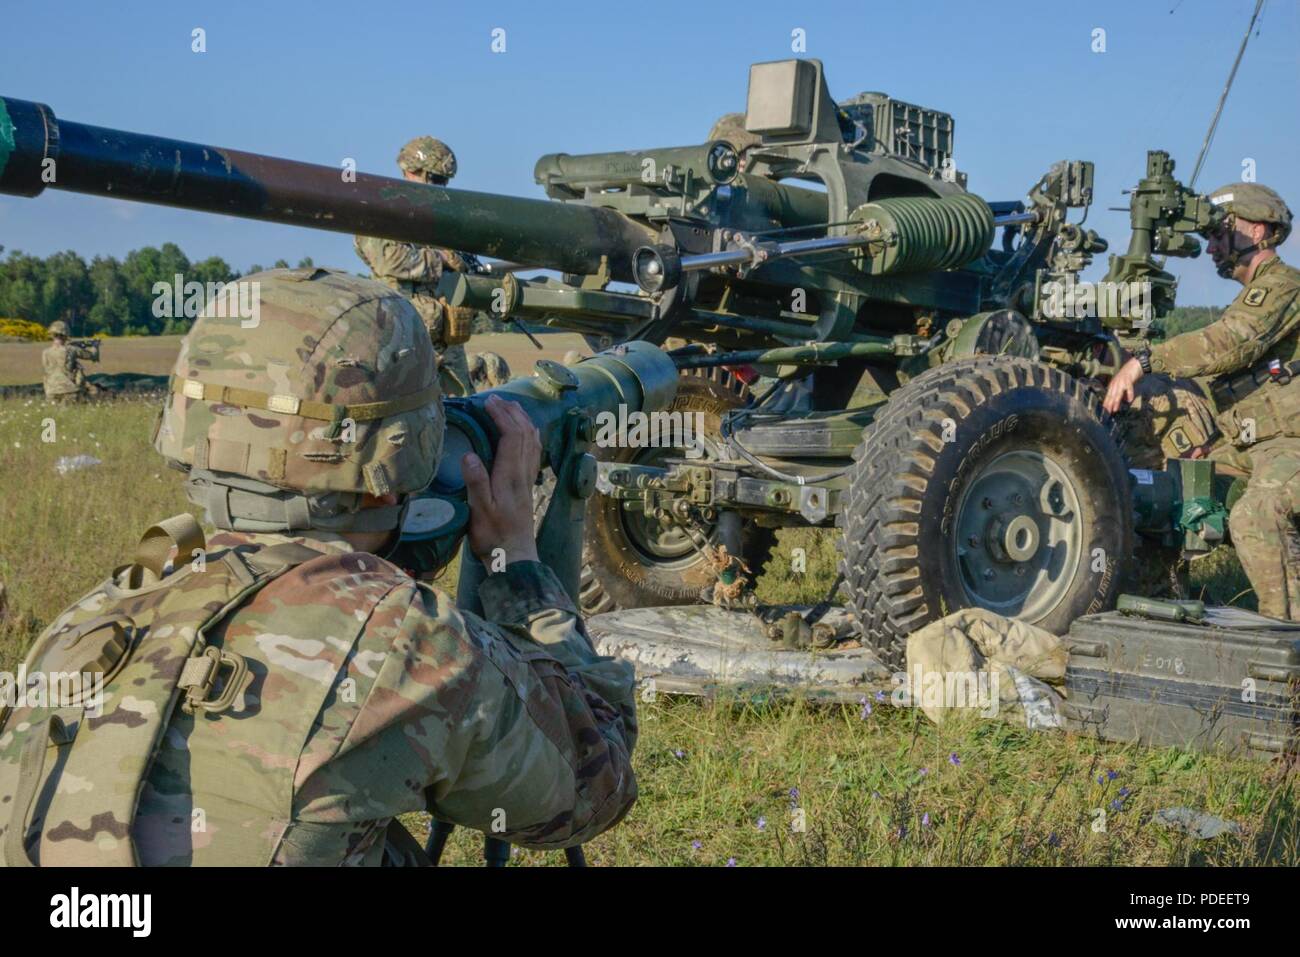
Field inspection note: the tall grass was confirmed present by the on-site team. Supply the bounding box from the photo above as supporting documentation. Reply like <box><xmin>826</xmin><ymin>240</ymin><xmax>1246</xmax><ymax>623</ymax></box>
<box><xmin>1</xmin><ymin>394</ymin><xmax>1293</xmax><ymax>866</ymax></box>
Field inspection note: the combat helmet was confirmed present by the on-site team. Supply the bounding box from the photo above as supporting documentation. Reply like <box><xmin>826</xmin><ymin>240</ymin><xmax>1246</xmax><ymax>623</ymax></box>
<box><xmin>397</xmin><ymin>136</ymin><xmax>457</xmax><ymax>181</ymax></box>
<box><xmin>155</xmin><ymin>267</ymin><xmax>444</xmax><ymax>533</ymax></box>
<box><xmin>48</xmin><ymin>320</ymin><xmax>68</xmax><ymax>337</ymax></box>
<box><xmin>1205</xmin><ymin>182</ymin><xmax>1293</xmax><ymax>275</ymax></box>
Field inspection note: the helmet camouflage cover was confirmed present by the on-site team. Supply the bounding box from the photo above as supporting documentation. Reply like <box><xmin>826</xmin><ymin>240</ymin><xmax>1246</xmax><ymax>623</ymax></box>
<box><xmin>48</xmin><ymin>320</ymin><xmax>68</xmax><ymax>336</ymax></box>
<box><xmin>1208</xmin><ymin>182</ymin><xmax>1293</xmax><ymax>244</ymax></box>
<box><xmin>154</xmin><ymin>267</ymin><xmax>444</xmax><ymax>531</ymax></box>
<box><xmin>397</xmin><ymin>136</ymin><xmax>457</xmax><ymax>179</ymax></box>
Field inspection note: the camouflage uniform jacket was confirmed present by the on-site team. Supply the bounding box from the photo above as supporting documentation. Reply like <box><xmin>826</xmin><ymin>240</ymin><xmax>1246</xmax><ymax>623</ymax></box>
<box><xmin>1150</xmin><ymin>257</ymin><xmax>1300</xmax><ymax>445</ymax></box>
<box><xmin>127</xmin><ymin>530</ymin><xmax>637</xmax><ymax>865</ymax></box>
<box><xmin>353</xmin><ymin>236</ymin><xmax>471</xmax><ymax>343</ymax></box>
<box><xmin>41</xmin><ymin>342</ymin><xmax>93</xmax><ymax>397</ymax></box>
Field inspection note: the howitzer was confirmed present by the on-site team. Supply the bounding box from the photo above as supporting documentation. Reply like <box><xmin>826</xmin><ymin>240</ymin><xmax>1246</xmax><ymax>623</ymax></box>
<box><xmin>0</xmin><ymin>58</ymin><xmax>1227</xmax><ymax>664</ymax></box>
<box><xmin>0</xmin><ymin>67</ymin><xmax>1099</xmax><ymax>358</ymax></box>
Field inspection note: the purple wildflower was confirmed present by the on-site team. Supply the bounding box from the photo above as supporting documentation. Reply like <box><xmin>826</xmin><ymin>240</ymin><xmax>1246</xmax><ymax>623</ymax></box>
<box><xmin>1106</xmin><ymin>769</ymin><xmax>1118</xmax><ymax>781</ymax></box>
<box><xmin>726</xmin><ymin>857</ymin><xmax>737</xmax><ymax>867</ymax></box>
<box><xmin>757</xmin><ymin>816</ymin><xmax>767</xmax><ymax>831</ymax></box>
<box><xmin>859</xmin><ymin>696</ymin><xmax>872</xmax><ymax>719</ymax></box>
<box><xmin>691</xmin><ymin>840</ymin><xmax>702</xmax><ymax>851</ymax></box>
<box><xmin>949</xmin><ymin>752</ymin><xmax>961</xmax><ymax>766</ymax></box>
<box><xmin>922</xmin><ymin>812</ymin><xmax>931</xmax><ymax>827</ymax></box>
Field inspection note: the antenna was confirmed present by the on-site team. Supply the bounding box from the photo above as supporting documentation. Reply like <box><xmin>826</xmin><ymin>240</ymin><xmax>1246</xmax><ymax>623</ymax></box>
<box><xmin>1189</xmin><ymin>0</ymin><xmax>1266</xmax><ymax>188</ymax></box>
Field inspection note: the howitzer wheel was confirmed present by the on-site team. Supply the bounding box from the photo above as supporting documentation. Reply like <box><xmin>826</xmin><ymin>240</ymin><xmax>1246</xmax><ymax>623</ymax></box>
<box><xmin>535</xmin><ymin>367</ymin><xmax>773</xmax><ymax>616</ymax></box>
<box><xmin>837</xmin><ymin>356</ymin><xmax>1133</xmax><ymax>668</ymax></box>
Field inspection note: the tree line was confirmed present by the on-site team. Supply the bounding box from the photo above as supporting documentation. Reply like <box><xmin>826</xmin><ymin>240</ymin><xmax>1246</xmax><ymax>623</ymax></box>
<box><xmin>1</xmin><ymin>243</ymin><xmax>1223</xmax><ymax>339</ymax></box>
<box><xmin>0</xmin><ymin>245</ymin><xmax>313</xmax><ymax>337</ymax></box>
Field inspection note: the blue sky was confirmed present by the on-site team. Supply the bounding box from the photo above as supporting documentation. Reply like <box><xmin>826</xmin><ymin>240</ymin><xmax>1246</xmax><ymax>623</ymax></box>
<box><xmin>2</xmin><ymin>0</ymin><xmax>1296</xmax><ymax>305</ymax></box>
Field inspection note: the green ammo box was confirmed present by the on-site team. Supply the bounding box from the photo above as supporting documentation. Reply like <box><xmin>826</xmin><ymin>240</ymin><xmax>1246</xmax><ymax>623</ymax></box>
<box><xmin>1062</xmin><ymin>598</ymin><xmax>1300</xmax><ymax>759</ymax></box>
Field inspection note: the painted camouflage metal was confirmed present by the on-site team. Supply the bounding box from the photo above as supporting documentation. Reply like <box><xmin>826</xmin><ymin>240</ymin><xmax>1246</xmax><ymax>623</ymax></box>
<box><xmin>154</xmin><ymin>267</ymin><xmax>444</xmax><ymax>497</ymax></box>
<box><xmin>587</xmin><ymin>605</ymin><xmax>892</xmax><ymax>703</ymax></box>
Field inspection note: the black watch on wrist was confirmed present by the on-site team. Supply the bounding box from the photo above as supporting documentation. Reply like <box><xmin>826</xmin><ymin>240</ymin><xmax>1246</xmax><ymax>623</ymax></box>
<box><xmin>1134</xmin><ymin>348</ymin><xmax>1152</xmax><ymax>375</ymax></box>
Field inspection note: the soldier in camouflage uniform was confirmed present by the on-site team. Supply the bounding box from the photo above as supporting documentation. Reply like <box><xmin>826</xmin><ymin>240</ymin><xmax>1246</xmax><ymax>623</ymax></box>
<box><xmin>41</xmin><ymin>320</ymin><xmax>97</xmax><ymax>402</ymax></box>
<box><xmin>1106</xmin><ymin>183</ymin><xmax>1300</xmax><ymax>620</ymax></box>
<box><xmin>0</xmin><ymin>268</ymin><xmax>637</xmax><ymax>866</ymax></box>
<box><xmin>355</xmin><ymin>136</ymin><xmax>477</xmax><ymax>397</ymax></box>
<box><xmin>469</xmin><ymin>351</ymin><xmax>511</xmax><ymax>389</ymax></box>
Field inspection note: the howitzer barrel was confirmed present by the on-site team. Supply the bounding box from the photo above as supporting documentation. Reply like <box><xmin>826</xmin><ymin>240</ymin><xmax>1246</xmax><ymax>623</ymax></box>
<box><xmin>0</xmin><ymin>97</ymin><xmax>657</xmax><ymax>280</ymax></box>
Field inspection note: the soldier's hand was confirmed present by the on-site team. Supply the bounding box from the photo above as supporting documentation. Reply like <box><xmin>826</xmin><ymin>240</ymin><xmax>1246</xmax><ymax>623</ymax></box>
<box><xmin>1103</xmin><ymin>357</ymin><xmax>1144</xmax><ymax>414</ymax></box>
<box><xmin>463</xmin><ymin>395</ymin><xmax>542</xmax><ymax>566</ymax></box>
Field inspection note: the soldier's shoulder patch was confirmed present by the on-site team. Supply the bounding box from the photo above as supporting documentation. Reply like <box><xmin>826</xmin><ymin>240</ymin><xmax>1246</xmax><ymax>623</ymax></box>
<box><xmin>1243</xmin><ymin>287</ymin><xmax>1269</xmax><ymax>307</ymax></box>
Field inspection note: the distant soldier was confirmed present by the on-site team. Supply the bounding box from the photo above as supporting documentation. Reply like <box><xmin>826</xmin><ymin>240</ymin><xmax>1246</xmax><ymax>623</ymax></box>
<box><xmin>1105</xmin><ymin>183</ymin><xmax>1300</xmax><ymax>620</ymax></box>
<box><xmin>41</xmin><ymin>320</ymin><xmax>98</xmax><ymax>402</ymax></box>
<box><xmin>469</xmin><ymin>351</ymin><xmax>511</xmax><ymax>389</ymax></box>
<box><xmin>355</xmin><ymin>136</ymin><xmax>477</xmax><ymax>396</ymax></box>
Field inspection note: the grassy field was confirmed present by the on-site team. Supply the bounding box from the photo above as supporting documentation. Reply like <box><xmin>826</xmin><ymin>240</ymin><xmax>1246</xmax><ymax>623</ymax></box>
<box><xmin>0</xmin><ymin>389</ymin><xmax>1294</xmax><ymax>866</ymax></box>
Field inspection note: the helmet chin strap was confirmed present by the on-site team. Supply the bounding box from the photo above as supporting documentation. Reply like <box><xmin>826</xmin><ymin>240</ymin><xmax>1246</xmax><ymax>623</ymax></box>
<box><xmin>1215</xmin><ymin>217</ymin><xmax>1278</xmax><ymax>278</ymax></box>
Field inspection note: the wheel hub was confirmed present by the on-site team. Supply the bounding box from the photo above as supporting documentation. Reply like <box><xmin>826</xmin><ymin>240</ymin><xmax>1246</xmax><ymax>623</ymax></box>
<box><xmin>952</xmin><ymin>449</ymin><xmax>1083</xmax><ymax>620</ymax></box>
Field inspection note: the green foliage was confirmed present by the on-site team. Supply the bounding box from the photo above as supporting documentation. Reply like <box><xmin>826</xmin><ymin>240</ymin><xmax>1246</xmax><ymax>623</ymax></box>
<box><xmin>1155</xmin><ymin>305</ymin><xmax>1223</xmax><ymax>340</ymax></box>
<box><xmin>0</xmin><ymin>245</ymin><xmax>253</xmax><ymax>337</ymax></box>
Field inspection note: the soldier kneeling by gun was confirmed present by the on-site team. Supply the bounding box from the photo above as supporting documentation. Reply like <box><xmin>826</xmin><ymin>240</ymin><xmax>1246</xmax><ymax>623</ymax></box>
<box><xmin>0</xmin><ymin>268</ymin><xmax>637</xmax><ymax>866</ymax></box>
<box><xmin>1106</xmin><ymin>183</ymin><xmax>1300</xmax><ymax>621</ymax></box>
<box><xmin>41</xmin><ymin>319</ymin><xmax>100</xmax><ymax>402</ymax></box>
